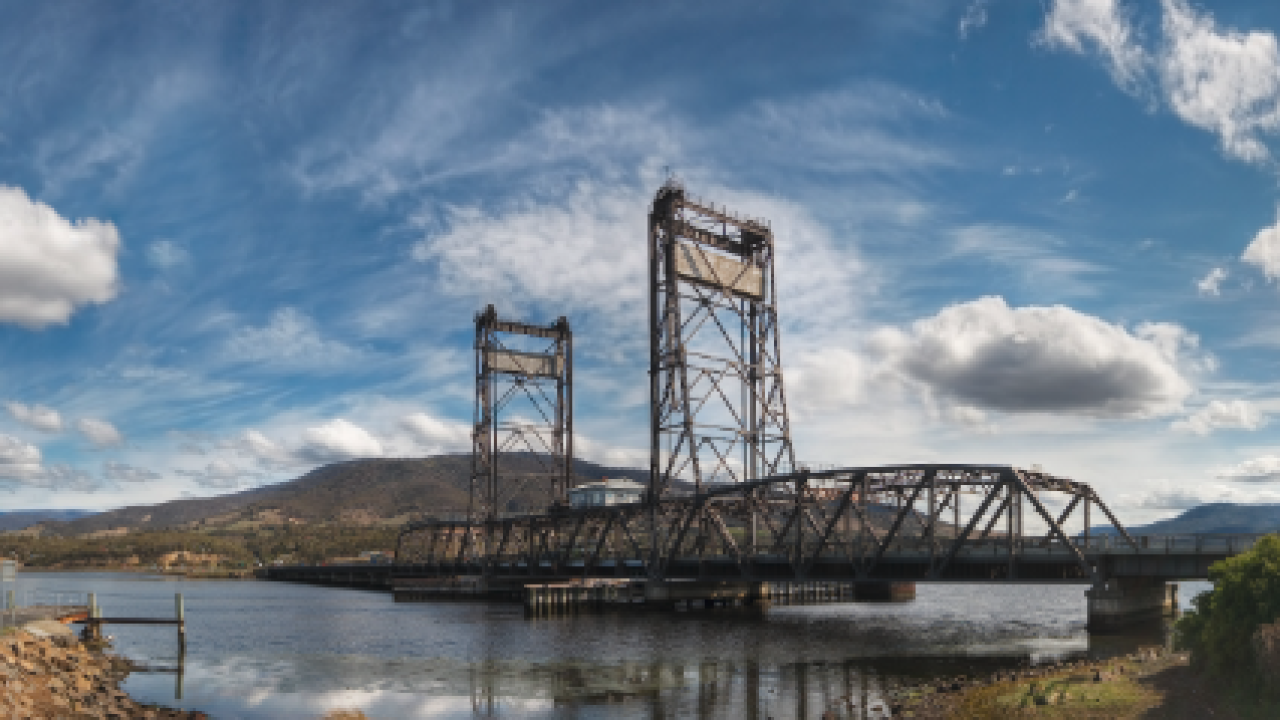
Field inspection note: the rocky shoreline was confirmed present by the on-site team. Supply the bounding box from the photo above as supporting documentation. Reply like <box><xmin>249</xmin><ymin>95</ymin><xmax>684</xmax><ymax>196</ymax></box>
<box><xmin>0</xmin><ymin>622</ymin><xmax>206</xmax><ymax>719</ymax></box>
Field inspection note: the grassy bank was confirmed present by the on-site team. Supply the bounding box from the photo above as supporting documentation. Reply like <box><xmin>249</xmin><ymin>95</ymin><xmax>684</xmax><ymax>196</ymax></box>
<box><xmin>890</xmin><ymin>646</ymin><xmax>1277</xmax><ymax>719</ymax></box>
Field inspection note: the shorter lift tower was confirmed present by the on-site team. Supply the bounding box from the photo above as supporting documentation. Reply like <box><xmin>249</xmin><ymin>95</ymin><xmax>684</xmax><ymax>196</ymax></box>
<box><xmin>471</xmin><ymin>305</ymin><xmax>573</xmax><ymax>529</ymax></box>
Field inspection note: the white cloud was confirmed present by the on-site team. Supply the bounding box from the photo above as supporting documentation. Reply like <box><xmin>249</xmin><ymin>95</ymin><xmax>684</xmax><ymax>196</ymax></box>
<box><xmin>400</xmin><ymin>412</ymin><xmax>471</xmax><ymax>455</ymax></box>
<box><xmin>959</xmin><ymin>0</ymin><xmax>989</xmax><ymax>40</ymax></box>
<box><xmin>0</xmin><ymin>434</ymin><xmax>44</xmax><ymax>482</ymax></box>
<box><xmin>0</xmin><ymin>185</ymin><xmax>121</xmax><ymax>328</ymax></box>
<box><xmin>1217</xmin><ymin>455</ymin><xmax>1280</xmax><ymax>483</ymax></box>
<box><xmin>103</xmin><ymin>461</ymin><xmax>160</xmax><ymax>483</ymax></box>
<box><xmin>237</xmin><ymin>429</ymin><xmax>298</xmax><ymax>467</ymax></box>
<box><xmin>298</xmin><ymin>419</ymin><xmax>384</xmax><ymax>462</ymax></box>
<box><xmin>414</xmin><ymin>178</ymin><xmax>649</xmax><ymax>330</ymax></box>
<box><xmin>5</xmin><ymin>402</ymin><xmax>63</xmax><ymax>433</ymax></box>
<box><xmin>147</xmin><ymin>240</ymin><xmax>188</xmax><ymax>269</ymax></box>
<box><xmin>1196</xmin><ymin>266</ymin><xmax>1228</xmax><ymax>296</ymax></box>
<box><xmin>182</xmin><ymin>459</ymin><xmax>248</xmax><ymax>489</ymax></box>
<box><xmin>1042</xmin><ymin>0</ymin><xmax>1280</xmax><ymax>164</ymax></box>
<box><xmin>224</xmin><ymin>307</ymin><xmax>365</xmax><ymax>371</ymax></box>
<box><xmin>76</xmin><ymin>418</ymin><xmax>124</xmax><ymax>449</ymax></box>
<box><xmin>1039</xmin><ymin>0</ymin><xmax>1150</xmax><ymax>95</ymax></box>
<box><xmin>1171</xmin><ymin>399</ymin><xmax>1266</xmax><ymax>435</ymax></box>
<box><xmin>1243</xmin><ymin>209</ymin><xmax>1280</xmax><ymax>280</ymax></box>
<box><xmin>788</xmin><ymin>348</ymin><xmax>873</xmax><ymax>419</ymax></box>
<box><xmin>1159</xmin><ymin>0</ymin><xmax>1280</xmax><ymax>164</ymax></box>
<box><xmin>415</xmin><ymin>175</ymin><xmax>862</xmax><ymax>353</ymax></box>
<box><xmin>873</xmin><ymin>296</ymin><xmax>1199</xmax><ymax>418</ymax></box>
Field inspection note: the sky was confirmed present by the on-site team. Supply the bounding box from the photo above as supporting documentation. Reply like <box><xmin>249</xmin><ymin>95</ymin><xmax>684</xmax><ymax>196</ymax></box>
<box><xmin>4</xmin><ymin>0</ymin><xmax>1280</xmax><ymax>524</ymax></box>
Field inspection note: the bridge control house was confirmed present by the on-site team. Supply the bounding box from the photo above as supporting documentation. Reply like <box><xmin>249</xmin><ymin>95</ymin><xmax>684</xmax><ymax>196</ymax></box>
<box><xmin>567</xmin><ymin>479</ymin><xmax>646</xmax><ymax>508</ymax></box>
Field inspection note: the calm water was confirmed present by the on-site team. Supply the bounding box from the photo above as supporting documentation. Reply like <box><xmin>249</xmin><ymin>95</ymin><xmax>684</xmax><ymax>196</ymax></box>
<box><xmin>11</xmin><ymin>573</ymin><xmax>1209</xmax><ymax>719</ymax></box>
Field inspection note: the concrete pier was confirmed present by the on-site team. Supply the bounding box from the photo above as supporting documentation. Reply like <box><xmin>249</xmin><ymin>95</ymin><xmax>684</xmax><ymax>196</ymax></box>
<box><xmin>1086</xmin><ymin>578</ymin><xmax>1177</xmax><ymax>633</ymax></box>
<box><xmin>852</xmin><ymin>581</ymin><xmax>917</xmax><ymax>602</ymax></box>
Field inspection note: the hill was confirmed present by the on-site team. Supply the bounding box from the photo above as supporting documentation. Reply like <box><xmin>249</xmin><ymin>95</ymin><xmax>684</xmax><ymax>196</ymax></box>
<box><xmin>0</xmin><ymin>510</ymin><xmax>96</xmax><ymax>533</ymax></box>
<box><xmin>33</xmin><ymin>455</ymin><xmax>648</xmax><ymax>537</ymax></box>
<box><xmin>1091</xmin><ymin>503</ymin><xmax>1280</xmax><ymax>536</ymax></box>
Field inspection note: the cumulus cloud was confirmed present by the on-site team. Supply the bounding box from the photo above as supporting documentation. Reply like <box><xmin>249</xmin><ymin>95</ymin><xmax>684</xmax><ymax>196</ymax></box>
<box><xmin>1196</xmin><ymin>267</ymin><xmax>1228</xmax><ymax>296</ymax></box>
<box><xmin>0</xmin><ymin>434</ymin><xmax>44</xmax><ymax>482</ymax></box>
<box><xmin>1171</xmin><ymin>399</ymin><xmax>1266</xmax><ymax>435</ymax></box>
<box><xmin>873</xmin><ymin>296</ymin><xmax>1199</xmax><ymax>418</ymax></box>
<box><xmin>0</xmin><ymin>185</ymin><xmax>121</xmax><ymax>328</ymax></box>
<box><xmin>298</xmin><ymin>419</ymin><xmax>384</xmax><ymax>462</ymax></box>
<box><xmin>1217</xmin><ymin>455</ymin><xmax>1280</xmax><ymax>483</ymax></box>
<box><xmin>75</xmin><ymin>418</ymin><xmax>124</xmax><ymax>449</ymax></box>
<box><xmin>103</xmin><ymin>461</ymin><xmax>160</xmax><ymax>483</ymax></box>
<box><xmin>400</xmin><ymin>412</ymin><xmax>471</xmax><ymax>454</ymax></box>
<box><xmin>5</xmin><ymin>402</ymin><xmax>63</xmax><ymax>433</ymax></box>
<box><xmin>1243</xmin><ymin>210</ymin><xmax>1280</xmax><ymax>280</ymax></box>
<box><xmin>224</xmin><ymin>307</ymin><xmax>365</xmax><ymax>371</ymax></box>
<box><xmin>1039</xmin><ymin>0</ymin><xmax>1150</xmax><ymax>95</ymax></box>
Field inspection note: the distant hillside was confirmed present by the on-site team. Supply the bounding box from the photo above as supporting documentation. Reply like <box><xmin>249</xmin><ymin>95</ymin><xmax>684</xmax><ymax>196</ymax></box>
<box><xmin>0</xmin><ymin>510</ymin><xmax>96</xmax><ymax>533</ymax></box>
<box><xmin>33</xmin><ymin>455</ymin><xmax>648</xmax><ymax>537</ymax></box>
<box><xmin>1091</xmin><ymin>503</ymin><xmax>1280</xmax><ymax>536</ymax></box>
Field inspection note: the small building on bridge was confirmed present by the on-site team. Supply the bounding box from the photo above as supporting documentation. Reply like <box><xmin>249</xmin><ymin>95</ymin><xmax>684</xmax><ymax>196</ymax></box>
<box><xmin>568</xmin><ymin>479</ymin><xmax>645</xmax><ymax>508</ymax></box>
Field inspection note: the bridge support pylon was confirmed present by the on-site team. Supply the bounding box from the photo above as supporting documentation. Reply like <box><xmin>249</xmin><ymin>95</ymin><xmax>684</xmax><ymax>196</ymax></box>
<box><xmin>1086</xmin><ymin>578</ymin><xmax>1178</xmax><ymax>633</ymax></box>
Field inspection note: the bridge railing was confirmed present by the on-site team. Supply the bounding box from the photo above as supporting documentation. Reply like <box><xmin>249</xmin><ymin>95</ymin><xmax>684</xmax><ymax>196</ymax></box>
<box><xmin>1075</xmin><ymin>533</ymin><xmax>1266</xmax><ymax>554</ymax></box>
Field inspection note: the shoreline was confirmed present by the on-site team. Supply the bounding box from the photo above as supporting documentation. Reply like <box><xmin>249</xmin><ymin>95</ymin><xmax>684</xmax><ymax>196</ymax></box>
<box><xmin>890</xmin><ymin>645</ymin><xmax>1246</xmax><ymax>718</ymax></box>
<box><xmin>1</xmin><ymin>621</ymin><xmax>208</xmax><ymax>718</ymax></box>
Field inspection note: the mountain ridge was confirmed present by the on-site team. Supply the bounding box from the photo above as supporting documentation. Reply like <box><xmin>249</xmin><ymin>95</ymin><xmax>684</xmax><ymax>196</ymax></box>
<box><xmin>31</xmin><ymin>455</ymin><xmax>648</xmax><ymax>537</ymax></box>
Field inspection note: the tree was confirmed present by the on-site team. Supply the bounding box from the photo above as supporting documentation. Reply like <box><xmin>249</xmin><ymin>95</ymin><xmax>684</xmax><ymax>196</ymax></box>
<box><xmin>1177</xmin><ymin>534</ymin><xmax>1280</xmax><ymax>682</ymax></box>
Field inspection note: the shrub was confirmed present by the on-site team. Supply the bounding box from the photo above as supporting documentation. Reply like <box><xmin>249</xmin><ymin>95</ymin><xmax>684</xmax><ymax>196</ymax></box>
<box><xmin>1176</xmin><ymin>534</ymin><xmax>1280</xmax><ymax>684</ymax></box>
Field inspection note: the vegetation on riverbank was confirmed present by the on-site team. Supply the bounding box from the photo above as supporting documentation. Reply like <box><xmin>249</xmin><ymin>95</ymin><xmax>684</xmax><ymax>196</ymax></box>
<box><xmin>0</xmin><ymin>523</ymin><xmax>400</xmax><ymax>569</ymax></box>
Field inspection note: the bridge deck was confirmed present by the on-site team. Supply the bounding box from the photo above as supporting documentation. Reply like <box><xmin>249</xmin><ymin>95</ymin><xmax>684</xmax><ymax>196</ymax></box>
<box><xmin>265</xmin><ymin>533</ymin><xmax>1257</xmax><ymax>589</ymax></box>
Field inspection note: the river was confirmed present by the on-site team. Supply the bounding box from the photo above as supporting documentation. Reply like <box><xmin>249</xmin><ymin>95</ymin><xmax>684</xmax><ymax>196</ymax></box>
<box><xmin>8</xmin><ymin>572</ymin><xmax>1210</xmax><ymax>719</ymax></box>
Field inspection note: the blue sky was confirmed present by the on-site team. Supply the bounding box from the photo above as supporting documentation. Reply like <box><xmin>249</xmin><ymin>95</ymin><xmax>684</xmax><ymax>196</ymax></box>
<box><xmin>4</xmin><ymin>0</ymin><xmax>1280</xmax><ymax>523</ymax></box>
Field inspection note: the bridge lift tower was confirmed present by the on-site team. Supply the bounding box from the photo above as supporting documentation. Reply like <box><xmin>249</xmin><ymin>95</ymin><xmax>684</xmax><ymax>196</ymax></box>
<box><xmin>470</xmin><ymin>305</ymin><xmax>573</xmax><ymax>527</ymax></box>
<box><xmin>648</xmin><ymin>179</ymin><xmax>797</xmax><ymax>499</ymax></box>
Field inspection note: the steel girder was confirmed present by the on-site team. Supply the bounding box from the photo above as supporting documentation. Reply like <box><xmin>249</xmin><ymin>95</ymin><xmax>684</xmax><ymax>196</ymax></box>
<box><xmin>395</xmin><ymin>463</ymin><xmax>1134</xmax><ymax>582</ymax></box>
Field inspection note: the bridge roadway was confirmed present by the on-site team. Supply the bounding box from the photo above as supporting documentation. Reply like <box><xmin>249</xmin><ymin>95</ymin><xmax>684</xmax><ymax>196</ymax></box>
<box><xmin>262</xmin><ymin>533</ymin><xmax>1259</xmax><ymax>589</ymax></box>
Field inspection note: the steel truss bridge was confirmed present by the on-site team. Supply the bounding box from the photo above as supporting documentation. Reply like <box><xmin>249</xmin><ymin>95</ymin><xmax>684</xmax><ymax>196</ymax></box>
<box><xmin>375</xmin><ymin>182</ymin><xmax>1253</xmax><ymax>608</ymax></box>
<box><xmin>395</xmin><ymin>463</ymin><xmax>1249</xmax><ymax>585</ymax></box>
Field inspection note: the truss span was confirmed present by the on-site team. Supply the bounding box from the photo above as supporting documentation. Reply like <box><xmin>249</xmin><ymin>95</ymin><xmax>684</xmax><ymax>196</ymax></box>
<box><xmin>397</xmin><ymin>463</ymin><xmax>1154</xmax><ymax>583</ymax></box>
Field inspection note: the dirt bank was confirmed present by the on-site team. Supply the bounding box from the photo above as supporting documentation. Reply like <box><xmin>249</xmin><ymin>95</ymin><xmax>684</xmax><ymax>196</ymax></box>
<box><xmin>0</xmin><ymin>624</ymin><xmax>206</xmax><ymax>719</ymax></box>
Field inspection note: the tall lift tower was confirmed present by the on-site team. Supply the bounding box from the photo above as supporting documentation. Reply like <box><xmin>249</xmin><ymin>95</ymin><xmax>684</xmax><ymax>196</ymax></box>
<box><xmin>648</xmin><ymin>180</ymin><xmax>796</xmax><ymax>500</ymax></box>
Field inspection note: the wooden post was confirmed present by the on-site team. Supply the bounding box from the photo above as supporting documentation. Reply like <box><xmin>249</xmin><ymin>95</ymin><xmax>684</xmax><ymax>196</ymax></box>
<box><xmin>175</xmin><ymin>593</ymin><xmax>186</xmax><ymax>651</ymax></box>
